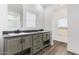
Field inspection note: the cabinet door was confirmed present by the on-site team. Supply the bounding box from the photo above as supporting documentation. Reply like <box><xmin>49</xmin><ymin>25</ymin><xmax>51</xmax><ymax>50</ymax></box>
<box><xmin>22</xmin><ymin>36</ymin><xmax>32</xmax><ymax>50</ymax></box>
<box><xmin>43</xmin><ymin>32</ymin><xmax>50</xmax><ymax>41</ymax></box>
<box><xmin>32</xmin><ymin>34</ymin><xmax>43</xmax><ymax>54</ymax></box>
<box><xmin>5</xmin><ymin>37</ymin><xmax>22</xmax><ymax>55</ymax></box>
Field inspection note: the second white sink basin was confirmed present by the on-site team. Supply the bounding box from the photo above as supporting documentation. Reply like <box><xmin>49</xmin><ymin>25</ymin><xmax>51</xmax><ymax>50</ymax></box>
<box><xmin>8</xmin><ymin>33</ymin><xmax>30</xmax><ymax>36</ymax></box>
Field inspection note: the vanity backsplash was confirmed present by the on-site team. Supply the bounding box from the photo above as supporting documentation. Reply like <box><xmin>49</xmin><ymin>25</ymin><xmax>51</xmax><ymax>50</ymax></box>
<box><xmin>3</xmin><ymin>29</ymin><xmax>44</xmax><ymax>34</ymax></box>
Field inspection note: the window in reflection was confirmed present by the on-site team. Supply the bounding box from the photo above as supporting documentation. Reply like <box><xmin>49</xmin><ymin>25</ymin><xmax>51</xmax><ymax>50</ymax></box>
<box><xmin>8</xmin><ymin>12</ymin><xmax>20</xmax><ymax>29</ymax></box>
<box><xmin>26</xmin><ymin>12</ymin><xmax>36</xmax><ymax>27</ymax></box>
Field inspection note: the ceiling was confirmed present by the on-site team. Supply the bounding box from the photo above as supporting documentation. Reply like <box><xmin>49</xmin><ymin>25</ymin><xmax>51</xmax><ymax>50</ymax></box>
<box><xmin>8</xmin><ymin>4</ymin><xmax>66</xmax><ymax>13</ymax></box>
<box><xmin>8</xmin><ymin>4</ymin><xmax>23</xmax><ymax>13</ymax></box>
<box><xmin>41</xmin><ymin>4</ymin><xmax>53</xmax><ymax>8</ymax></box>
<box><xmin>41</xmin><ymin>4</ymin><xmax>67</xmax><ymax>9</ymax></box>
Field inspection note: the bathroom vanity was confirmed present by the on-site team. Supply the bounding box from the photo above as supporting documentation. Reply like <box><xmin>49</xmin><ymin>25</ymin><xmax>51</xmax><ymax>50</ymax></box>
<box><xmin>3</xmin><ymin>30</ymin><xmax>50</xmax><ymax>55</ymax></box>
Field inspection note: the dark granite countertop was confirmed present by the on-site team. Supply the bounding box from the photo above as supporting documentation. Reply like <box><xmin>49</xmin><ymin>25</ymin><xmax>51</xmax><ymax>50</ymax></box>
<box><xmin>3</xmin><ymin>31</ymin><xmax>49</xmax><ymax>39</ymax></box>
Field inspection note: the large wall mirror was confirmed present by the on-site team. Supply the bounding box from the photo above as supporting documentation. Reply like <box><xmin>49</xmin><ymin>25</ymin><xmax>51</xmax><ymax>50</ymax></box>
<box><xmin>8</xmin><ymin>4</ymin><xmax>23</xmax><ymax>30</ymax></box>
<box><xmin>8</xmin><ymin>4</ymin><xmax>37</xmax><ymax>30</ymax></box>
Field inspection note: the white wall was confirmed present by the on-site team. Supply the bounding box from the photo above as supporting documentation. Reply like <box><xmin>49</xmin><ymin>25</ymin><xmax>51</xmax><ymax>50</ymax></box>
<box><xmin>67</xmin><ymin>5</ymin><xmax>79</xmax><ymax>54</ymax></box>
<box><xmin>53</xmin><ymin>6</ymin><xmax>68</xmax><ymax>43</ymax></box>
<box><xmin>44</xmin><ymin>7</ymin><xmax>54</xmax><ymax>45</ymax></box>
<box><xmin>44</xmin><ymin>7</ymin><xmax>53</xmax><ymax>31</ymax></box>
<box><xmin>0</xmin><ymin>4</ymin><xmax>8</xmax><ymax>54</ymax></box>
<box><xmin>44</xmin><ymin>5</ymin><xmax>68</xmax><ymax>45</ymax></box>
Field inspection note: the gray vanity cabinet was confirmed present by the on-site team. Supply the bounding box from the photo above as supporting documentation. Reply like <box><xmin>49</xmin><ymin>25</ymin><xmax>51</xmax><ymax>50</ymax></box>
<box><xmin>22</xmin><ymin>36</ymin><xmax>32</xmax><ymax>50</ymax></box>
<box><xmin>3</xmin><ymin>32</ymin><xmax>50</xmax><ymax>55</ymax></box>
<box><xmin>4</xmin><ymin>37</ymin><xmax>22</xmax><ymax>55</ymax></box>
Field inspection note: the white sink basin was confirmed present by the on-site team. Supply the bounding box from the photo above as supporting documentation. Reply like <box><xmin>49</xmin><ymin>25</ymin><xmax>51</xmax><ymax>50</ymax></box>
<box><xmin>19</xmin><ymin>33</ymin><xmax>27</xmax><ymax>34</ymax></box>
<box><xmin>8</xmin><ymin>33</ymin><xmax>30</xmax><ymax>36</ymax></box>
<box><xmin>8</xmin><ymin>33</ymin><xmax>19</xmax><ymax>36</ymax></box>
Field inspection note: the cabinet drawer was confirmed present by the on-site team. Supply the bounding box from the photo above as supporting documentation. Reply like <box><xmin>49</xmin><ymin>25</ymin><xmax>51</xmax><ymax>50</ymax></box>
<box><xmin>33</xmin><ymin>38</ymin><xmax>42</xmax><ymax>46</ymax></box>
<box><xmin>33</xmin><ymin>34</ymin><xmax>42</xmax><ymax>39</ymax></box>
<box><xmin>32</xmin><ymin>43</ymin><xmax>43</xmax><ymax>54</ymax></box>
